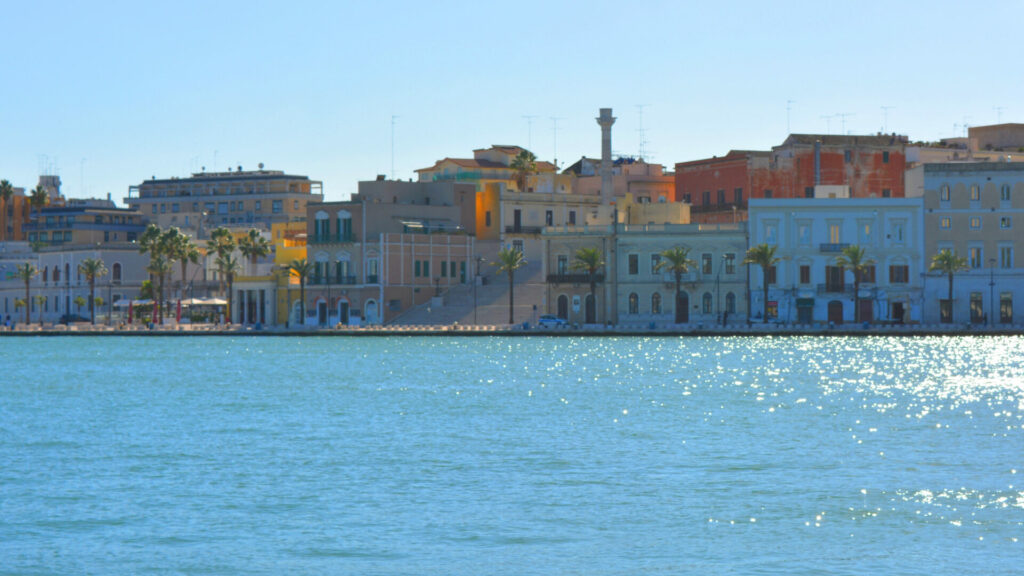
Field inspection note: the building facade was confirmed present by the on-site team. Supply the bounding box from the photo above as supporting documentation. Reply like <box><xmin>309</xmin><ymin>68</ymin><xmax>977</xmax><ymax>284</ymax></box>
<box><xmin>907</xmin><ymin>163</ymin><xmax>1024</xmax><ymax>325</ymax></box>
<box><xmin>748</xmin><ymin>198</ymin><xmax>925</xmax><ymax>325</ymax></box>
<box><xmin>126</xmin><ymin>167</ymin><xmax>323</xmax><ymax>237</ymax></box>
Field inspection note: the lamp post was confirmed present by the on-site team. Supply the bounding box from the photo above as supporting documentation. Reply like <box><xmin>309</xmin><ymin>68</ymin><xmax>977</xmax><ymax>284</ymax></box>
<box><xmin>989</xmin><ymin>257</ymin><xmax>996</xmax><ymax>326</ymax></box>
<box><xmin>474</xmin><ymin>256</ymin><xmax>484</xmax><ymax>325</ymax></box>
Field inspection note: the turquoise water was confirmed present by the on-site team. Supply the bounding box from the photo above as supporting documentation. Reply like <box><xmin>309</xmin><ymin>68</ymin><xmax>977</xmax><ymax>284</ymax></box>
<box><xmin>1</xmin><ymin>336</ymin><xmax>1022</xmax><ymax>575</ymax></box>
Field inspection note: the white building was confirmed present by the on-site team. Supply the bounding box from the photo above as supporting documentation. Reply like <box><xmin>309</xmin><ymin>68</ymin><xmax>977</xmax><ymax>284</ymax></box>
<box><xmin>748</xmin><ymin>198</ymin><xmax>925</xmax><ymax>325</ymax></box>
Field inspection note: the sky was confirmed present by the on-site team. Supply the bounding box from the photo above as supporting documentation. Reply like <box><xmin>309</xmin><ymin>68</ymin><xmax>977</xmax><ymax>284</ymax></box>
<box><xmin>2</xmin><ymin>0</ymin><xmax>1023</xmax><ymax>203</ymax></box>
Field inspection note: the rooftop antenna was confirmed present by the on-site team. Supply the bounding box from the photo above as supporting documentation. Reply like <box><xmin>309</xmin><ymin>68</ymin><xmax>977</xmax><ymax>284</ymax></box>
<box><xmin>550</xmin><ymin>116</ymin><xmax>563</xmax><ymax>168</ymax></box>
<box><xmin>962</xmin><ymin>117</ymin><xmax>971</xmax><ymax>137</ymax></box>
<box><xmin>994</xmin><ymin>106</ymin><xmax>1005</xmax><ymax>124</ymax></box>
<box><xmin>522</xmin><ymin>115</ymin><xmax>537</xmax><ymax>151</ymax></box>
<box><xmin>835</xmin><ymin>112</ymin><xmax>855</xmax><ymax>135</ymax></box>
<box><xmin>820</xmin><ymin>114</ymin><xmax>835</xmax><ymax>135</ymax></box>
<box><xmin>881</xmin><ymin>106</ymin><xmax>894</xmax><ymax>133</ymax></box>
<box><xmin>786</xmin><ymin>99</ymin><xmax>795</xmax><ymax>134</ymax></box>
<box><xmin>391</xmin><ymin>114</ymin><xmax>399</xmax><ymax>180</ymax></box>
<box><xmin>636</xmin><ymin>104</ymin><xmax>649</xmax><ymax>161</ymax></box>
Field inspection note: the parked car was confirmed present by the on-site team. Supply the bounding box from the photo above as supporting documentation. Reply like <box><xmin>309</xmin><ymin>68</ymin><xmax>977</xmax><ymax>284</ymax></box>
<box><xmin>59</xmin><ymin>314</ymin><xmax>90</xmax><ymax>324</ymax></box>
<box><xmin>538</xmin><ymin>314</ymin><xmax>568</xmax><ymax>327</ymax></box>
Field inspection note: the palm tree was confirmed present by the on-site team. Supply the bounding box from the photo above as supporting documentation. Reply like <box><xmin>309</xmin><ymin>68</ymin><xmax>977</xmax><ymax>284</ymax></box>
<box><xmin>287</xmin><ymin>258</ymin><xmax>315</xmax><ymax>325</ymax></box>
<box><xmin>33</xmin><ymin>295</ymin><xmax>46</xmax><ymax>326</ymax></box>
<box><xmin>167</xmin><ymin>233</ymin><xmax>199</xmax><ymax>299</ymax></box>
<box><xmin>14</xmin><ymin>298</ymin><xmax>26</xmax><ymax>323</ymax></box>
<box><xmin>217</xmin><ymin>255</ymin><xmax>242</xmax><ymax>323</ymax></box>
<box><xmin>79</xmin><ymin>258</ymin><xmax>108</xmax><ymax>325</ymax></box>
<box><xmin>138</xmin><ymin>223</ymin><xmax>164</xmax><ymax>319</ymax></box>
<box><xmin>929</xmin><ymin>249</ymin><xmax>969</xmax><ymax>323</ymax></box>
<box><xmin>29</xmin><ymin>185</ymin><xmax>48</xmax><ymax>223</ymax></box>
<box><xmin>744</xmin><ymin>243</ymin><xmax>780</xmax><ymax>323</ymax></box>
<box><xmin>15</xmin><ymin>263</ymin><xmax>38</xmax><ymax>325</ymax></box>
<box><xmin>510</xmin><ymin>150</ymin><xmax>537</xmax><ymax>192</ymax></box>
<box><xmin>835</xmin><ymin>244</ymin><xmax>875</xmax><ymax>323</ymax></box>
<box><xmin>493</xmin><ymin>247</ymin><xmax>526</xmax><ymax>324</ymax></box>
<box><xmin>571</xmin><ymin>247</ymin><xmax>605</xmax><ymax>324</ymax></box>
<box><xmin>206</xmin><ymin>227</ymin><xmax>236</xmax><ymax>297</ymax></box>
<box><xmin>0</xmin><ymin>179</ymin><xmax>14</xmax><ymax>242</ymax></box>
<box><xmin>145</xmin><ymin>254</ymin><xmax>172</xmax><ymax>325</ymax></box>
<box><xmin>238</xmin><ymin>228</ymin><xmax>272</xmax><ymax>274</ymax></box>
<box><xmin>655</xmin><ymin>246</ymin><xmax>696</xmax><ymax>320</ymax></box>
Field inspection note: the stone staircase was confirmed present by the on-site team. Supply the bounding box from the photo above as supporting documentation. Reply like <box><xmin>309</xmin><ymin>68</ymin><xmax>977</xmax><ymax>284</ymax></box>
<box><xmin>390</xmin><ymin>246</ymin><xmax>549</xmax><ymax>327</ymax></box>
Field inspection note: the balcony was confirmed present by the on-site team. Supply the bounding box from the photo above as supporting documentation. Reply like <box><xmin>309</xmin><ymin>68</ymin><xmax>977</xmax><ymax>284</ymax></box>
<box><xmin>505</xmin><ymin>225</ymin><xmax>544</xmax><ymax>234</ymax></box>
<box><xmin>309</xmin><ymin>275</ymin><xmax>358</xmax><ymax>286</ymax></box>
<box><xmin>547</xmin><ymin>273</ymin><xmax>605</xmax><ymax>284</ymax></box>
<box><xmin>366</xmin><ymin>274</ymin><xmax>379</xmax><ymax>284</ymax></box>
<box><xmin>309</xmin><ymin>234</ymin><xmax>354</xmax><ymax>244</ymax></box>
<box><xmin>817</xmin><ymin>283</ymin><xmax>851</xmax><ymax>294</ymax></box>
<box><xmin>819</xmin><ymin>243</ymin><xmax>850</xmax><ymax>253</ymax></box>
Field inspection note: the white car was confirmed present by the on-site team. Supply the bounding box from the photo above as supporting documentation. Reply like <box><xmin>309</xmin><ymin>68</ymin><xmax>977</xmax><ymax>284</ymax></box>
<box><xmin>538</xmin><ymin>314</ymin><xmax>568</xmax><ymax>327</ymax></box>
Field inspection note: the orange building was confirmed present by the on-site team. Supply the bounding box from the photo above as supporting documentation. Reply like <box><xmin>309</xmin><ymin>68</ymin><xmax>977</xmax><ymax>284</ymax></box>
<box><xmin>676</xmin><ymin>134</ymin><xmax>908</xmax><ymax>223</ymax></box>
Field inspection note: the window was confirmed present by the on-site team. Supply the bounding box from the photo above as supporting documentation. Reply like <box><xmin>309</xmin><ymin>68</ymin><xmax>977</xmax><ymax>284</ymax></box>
<box><xmin>969</xmin><ymin>246</ymin><xmax>983</xmax><ymax>269</ymax></box>
<box><xmin>152</xmin><ymin>204</ymin><xmax>158</xmax><ymax>214</ymax></box>
<box><xmin>726</xmin><ymin>292</ymin><xmax>736</xmax><ymax>314</ymax></box>
<box><xmin>628</xmin><ymin>254</ymin><xmax>639</xmax><ymax>275</ymax></box>
<box><xmin>650</xmin><ymin>254</ymin><xmax>661</xmax><ymax>274</ymax></box>
<box><xmin>734</xmin><ymin>188</ymin><xmax>743</xmax><ymax>204</ymax></box>
<box><xmin>970</xmin><ymin>217</ymin><xmax>981</xmax><ymax>230</ymax></box>
<box><xmin>702</xmin><ymin>292</ymin><xmax>713</xmax><ymax>314</ymax></box>
<box><xmin>112</xmin><ymin>263</ymin><xmax>122</xmax><ymax>283</ymax></box>
<box><xmin>858</xmin><ymin>222</ymin><xmax>873</xmax><ymax>244</ymax></box>
<box><xmin>557</xmin><ymin>255</ymin><xmax>568</xmax><ymax>274</ymax></box>
<box><xmin>171</xmin><ymin>203</ymin><xmax>179</xmax><ymax>213</ymax></box>
<box><xmin>766</xmin><ymin>265</ymin><xmax>777</xmax><ymax>285</ymax></box>
<box><xmin>1000</xmin><ymin>246</ymin><xmax>1014</xmax><ymax>268</ymax></box>
<box><xmin>683</xmin><ymin>194</ymin><xmax>692</xmax><ymax>204</ymax></box>
<box><xmin>724</xmin><ymin>254</ymin><xmax>736</xmax><ymax>274</ymax></box>
<box><xmin>889</xmin><ymin>265</ymin><xmax>909</xmax><ymax>284</ymax></box>
<box><xmin>970</xmin><ymin>185</ymin><xmax>980</xmax><ymax>201</ymax></box>
<box><xmin>272</xmin><ymin>200</ymin><xmax>282</xmax><ymax>214</ymax></box>
<box><xmin>485</xmin><ymin>211</ymin><xmax>492</xmax><ymax>227</ymax></box>
<box><xmin>891</xmin><ymin>221</ymin><xmax>905</xmax><ymax>244</ymax></box>
<box><xmin>1000</xmin><ymin>293</ymin><xmax>1013</xmax><ymax>324</ymax></box>
<box><xmin>568</xmin><ymin>211</ymin><xmax>576</xmax><ymax>225</ymax></box>
<box><xmin>440</xmin><ymin>261</ymin><xmax>447</xmax><ymax>278</ymax></box>
<box><xmin>701</xmin><ymin>253</ymin><xmax>712</xmax><ymax>274</ymax></box>
<box><xmin>800</xmin><ymin>265</ymin><xmax>811</xmax><ymax>285</ymax></box>
<box><xmin>828</xmin><ymin>223</ymin><xmax>841</xmax><ymax>244</ymax></box>
<box><xmin>856</xmin><ymin>266</ymin><xmax>876</xmax><ymax>284</ymax></box>
<box><xmin>798</xmin><ymin>223</ymin><xmax>811</xmax><ymax>246</ymax></box>
<box><xmin>940</xmin><ymin>184</ymin><xmax>950</xmax><ymax>202</ymax></box>
<box><xmin>205</xmin><ymin>202</ymin><xmax>215</xmax><ymax>213</ymax></box>
<box><xmin>764</xmin><ymin>222</ymin><xmax>778</xmax><ymax>245</ymax></box>
<box><xmin>844</xmin><ymin>150</ymin><xmax>852</xmax><ymax>163</ymax></box>
<box><xmin>294</xmin><ymin>200</ymin><xmax>299</xmax><ymax>210</ymax></box>
<box><xmin>764</xmin><ymin>189</ymin><xmax>773</xmax><ymax>199</ymax></box>
<box><xmin>255</xmin><ymin>200</ymin><xmax>261</xmax><ymax>211</ymax></box>
<box><xmin>628</xmin><ymin>293</ymin><xmax>639</xmax><ymax>315</ymax></box>
<box><xmin>882</xmin><ymin>189</ymin><xmax>891</xmax><ymax>198</ymax></box>
<box><xmin>651</xmin><ymin>292</ymin><xmax>662</xmax><ymax>314</ymax></box>
<box><xmin>940</xmin><ymin>217</ymin><xmax>951</xmax><ymax>230</ymax></box>
<box><xmin>1000</xmin><ymin>216</ymin><xmax>1012</xmax><ymax>229</ymax></box>
<box><xmin>414</xmin><ymin>261</ymin><xmax>421</xmax><ymax>277</ymax></box>
<box><xmin>702</xmin><ymin>191</ymin><xmax>711</xmax><ymax>205</ymax></box>
<box><xmin>804</xmin><ymin>186</ymin><xmax>814</xmax><ymax>198</ymax></box>
<box><xmin>217</xmin><ymin>202</ymin><xmax>228</xmax><ymax>215</ymax></box>
<box><xmin>882</xmin><ymin>151</ymin><xmax>890</xmax><ymax>163</ymax></box>
<box><xmin>717</xmin><ymin>189</ymin><xmax>725</xmax><ymax>205</ymax></box>
<box><xmin>1001</xmin><ymin>184</ymin><xmax>1011</xmax><ymax>202</ymax></box>
<box><xmin>545</xmin><ymin>210</ymin><xmax>553</xmax><ymax>226</ymax></box>
<box><xmin>970</xmin><ymin>292</ymin><xmax>984</xmax><ymax>323</ymax></box>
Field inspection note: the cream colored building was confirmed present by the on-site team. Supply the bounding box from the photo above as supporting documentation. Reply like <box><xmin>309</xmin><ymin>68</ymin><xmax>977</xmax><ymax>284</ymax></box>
<box><xmin>907</xmin><ymin>163</ymin><xmax>1024</xmax><ymax>324</ymax></box>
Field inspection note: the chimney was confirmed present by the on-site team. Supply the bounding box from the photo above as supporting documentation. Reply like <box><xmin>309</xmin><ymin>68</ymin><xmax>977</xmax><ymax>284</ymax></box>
<box><xmin>597</xmin><ymin>108</ymin><xmax>616</xmax><ymax>205</ymax></box>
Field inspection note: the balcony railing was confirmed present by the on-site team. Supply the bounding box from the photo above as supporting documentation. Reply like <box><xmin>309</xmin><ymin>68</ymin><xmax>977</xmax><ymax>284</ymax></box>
<box><xmin>505</xmin><ymin>225</ymin><xmax>544</xmax><ymax>234</ymax></box>
<box><xmin>366</xmin><ymin>274</ymin><xmax>379</xmax><ymax>284</ymax></box>
<box><xmin>817</xmin><ymin>282</ymin><xmax>851</xmax><ymax>294</ymax></box>
<box><xmin>309</xmin><ymin>275</ymin><xmax>358</xmax><ymax>286</ymax></box>
<box><xmin>819</xmin><ymin>243</ymin><xmax>850</xmax><ymax>253</ymax></box>
<box><xmin>547</xmin><ymin>273</ymin><xmax>605</xmax><ymax>284</ymax></box>
<box><xmin>309</xmin><ymin>234</ymin><xmax>354</xmax><ymax>244</ymax></box>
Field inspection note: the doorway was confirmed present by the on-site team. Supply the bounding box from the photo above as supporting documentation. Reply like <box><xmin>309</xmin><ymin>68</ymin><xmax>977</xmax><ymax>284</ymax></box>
<box><xmin>317</xmin><ymin>300</ymin><xmax>327</xmax><ymax>326</ymax></box>
<box><xmin>557</xmin><ymin>294</ymin><xmax>568</xmax><ymax>319</ymax></box>
<box><xmin>338</xmin><ymin>300</ymin><xmax>350</xmax><ymax>325</ymax></box>
<box><xmin>585</xmin><ymin>293</ymin><xmax>596</xmax><ymax>324</ymax></box>
<box><xmin>858</xmin><ymin>299</ymin><xmax>873</xmax><ymax>323</ymax></box>
<box><xmin>827</xmin><ymin>300</ymin><xmax>844</xmax><ymax>324</ymax></box>
<box><xmin>675</xmin><ymin>291</ymin><xmax>689</xmax><ymax>324</ymax></box>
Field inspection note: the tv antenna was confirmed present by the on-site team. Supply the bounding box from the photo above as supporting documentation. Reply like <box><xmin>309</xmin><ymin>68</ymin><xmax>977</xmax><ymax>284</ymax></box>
<box><xmin>820</xmin><ymin>114</ymin><xmax>835</xmax><ymax>135</ymax></box>
<box><xmin>994</xmin><ymin>106</ymin><xmax>1005</xmax><ymax>124</ymax></box>
<box><xmin>522</xmin><ymin>115</ymin><xmax>538</xmax><ymax>151</ymax></box>
<box><xmin>636</xmin><ymin>104</ymin><xmax>649</xmax><ymax>161</ymax></box>
<box><xmin>550</xmin><ymin>116</ymin><xmax>563</xmax><ymax>168</ymax></box>
<box><xmin>786</xmin><ymin>99</ymin><xmax>795</xmax><ymax>134</ymax></box>
<box><xmin>391</xmin><ymin>114</ymin><xmax>400</xmax><ymax>180</ymax></box>
<box><xmin>881</xmin><ymin>106</ymin><xmax>894</xmax><ymax>133</ymax></box>
<box><xmin>835</xmin><ymin>112</ymin><xmax>855</xmax><ymax>135</ymax></box>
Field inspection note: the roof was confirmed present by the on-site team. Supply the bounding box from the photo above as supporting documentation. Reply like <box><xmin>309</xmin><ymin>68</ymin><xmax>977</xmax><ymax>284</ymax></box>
<box><xmin>674</xmin><ymin>150</ymin><xmax>768</xmax><ymax>168</ymax></box>
<box><xmin>779</xmin><ymin>134</ymin><xmax>907</xmax><ymax>148</ymax></box>
<box><xmin>416</xmin><ymin>157</ymin><xmax>558</xmax><ymax>173</ymax></box>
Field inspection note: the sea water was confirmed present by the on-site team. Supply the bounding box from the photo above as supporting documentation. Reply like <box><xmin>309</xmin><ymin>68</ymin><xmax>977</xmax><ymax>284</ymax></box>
<box><xmin>1</xmin><ymin>336</ymin><xmax>1022</xmax><ymax>575</ymax></box>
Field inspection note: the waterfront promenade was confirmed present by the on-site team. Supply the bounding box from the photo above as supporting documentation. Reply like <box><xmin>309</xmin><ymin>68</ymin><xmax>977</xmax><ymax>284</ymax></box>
<box><xmin>2</xmin><ymin>322</ymin><xmax>1022</xmax><ymax>337</ymax></box>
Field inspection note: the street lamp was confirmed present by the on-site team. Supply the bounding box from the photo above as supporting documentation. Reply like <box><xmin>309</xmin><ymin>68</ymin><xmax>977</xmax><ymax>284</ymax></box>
<box><xmin>989</xmin><ymin>257</ymin><xmax>996</xmax><ymax>326</ymax></box>
<box><xmin>473</xmin><ymin>256</ymin><xmax>485</xmax><ymax>325</ymax></box>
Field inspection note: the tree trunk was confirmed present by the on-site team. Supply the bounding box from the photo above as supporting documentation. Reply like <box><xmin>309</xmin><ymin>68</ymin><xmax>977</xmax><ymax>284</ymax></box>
<box><xmin>854</xmin><ymin>277</ymin><xmax>860</xmax><ymax>323</ymax></box>
<box><xmin>763</xmin><ymin>267</ymin><xmax>769</xmax><ymax>322</ymax></box>
<box><xmin>508</xmin><ymin>271</ymin><xmax>515</xmax><ymax>324</ymax></box>
<box><xmin>24</xmin><ymin>281</ymin><xmax>30</xmax><ymax>325</ymax></box>
<box><xmin>299</xmin><ymin>281</ymin><xmax>305</xmax><ymax>324</ymax></box>
<box><xmin>89</xmin><ymin>279</ymin><xmax>96</xmax><ymax>325</ymax></box>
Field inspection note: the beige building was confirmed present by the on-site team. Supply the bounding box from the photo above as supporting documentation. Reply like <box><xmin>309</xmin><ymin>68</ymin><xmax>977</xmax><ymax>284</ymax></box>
<box><xmin>23</xmin><ymin>199</ymin><xmax>147</xmax><ymax>248</ymax></box>
<box><xmin>126</xmin><ymin>166</ymin><xmax>323</xmax><ymax>237</ymax></box>
<box><xmin>295</xmin><ymin>180</ymin><xmax>477</xmax><ymax>326</ymax></box>
<box><xmin>907</xmin><ymin>162</ymin><xmax>1024</xmax><ymax>324</ymax></box>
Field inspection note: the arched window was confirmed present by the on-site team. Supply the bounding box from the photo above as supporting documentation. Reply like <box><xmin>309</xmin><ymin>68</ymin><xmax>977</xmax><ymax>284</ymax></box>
<box><xmin>726</xmin><ymin>292</ymin><xmax>736</xmax><ymax>314</ymax></box>
<box><xmin>702</xmin><ymin>292</ymin><xmax>713</xmax><ymax>314</ymax></box>
<box><xmin>64</xmin><ymin>263</ymin><xmax>70</xmax><ymax>284</ymax></box>
<box><xmin>53</xmin><ymin>266</ymin><xmax>60</xmax><ymax>283</ymax></box>
<box><xmin>628</xmin><ymin>292</ymin><xmax>639</xmax><ymax>315</ymax></box>
<box><xmin>557</xmin><ymin>294</ymin><xmax>569</xmax><ymax>319</ymax></box>
<box><xmin>112</xmin><ymin>263</ymin><xmax>122</xmax><ymax>284</ymax></box>
<box><xmin>651</xmin><ymin>292</ymin><xmax>662</xmax><ymax>314</ymax></box>
<box><xmin>337</xmin><ymin>210</ymin><xmax>353</xmax><ymax>241</ymax></box>
<box><xmin>314</xmin><ymin>210</ymin><xmax>330</xmax><ymax>241</ymax></box>
<box><xmin>42</xmin><ymin>266</ymin><xmax>48</xmax><ymax>283</ymax></box>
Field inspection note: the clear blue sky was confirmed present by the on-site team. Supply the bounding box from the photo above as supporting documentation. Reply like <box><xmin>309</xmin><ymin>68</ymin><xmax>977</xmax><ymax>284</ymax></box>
<box><xmin>2</xmin><ymin>0</ymin><xmax>1022</xmax><ymax>203</ymax></box>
